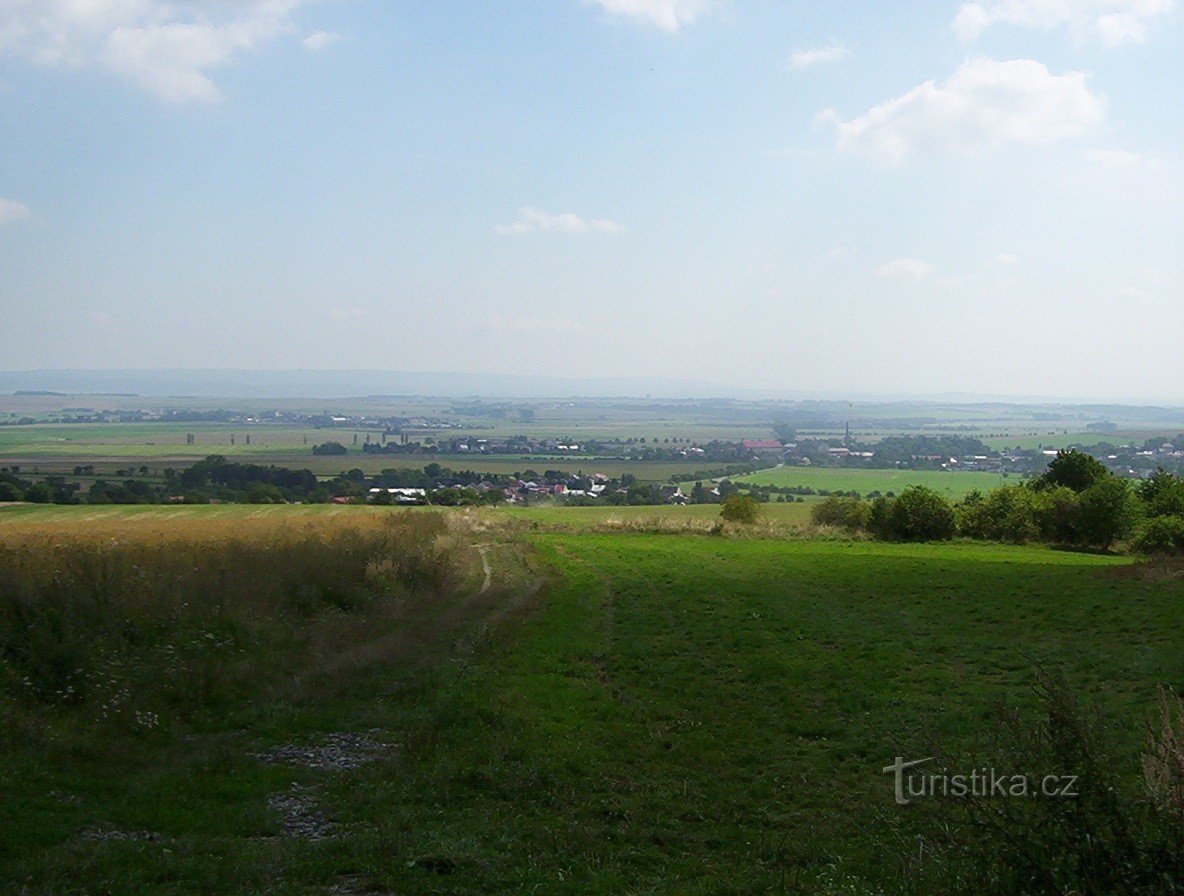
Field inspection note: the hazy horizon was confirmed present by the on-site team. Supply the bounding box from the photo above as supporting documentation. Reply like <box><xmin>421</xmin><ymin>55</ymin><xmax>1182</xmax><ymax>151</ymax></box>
<box><xmin>1</xmin><ymin>367</ymin><xmax>1182</xmax><ymax>409</ymax></box>
<box><xmin>2</xmin><ymin>2</ymin><xmax>1181</xmax><ymax>402</ymax></box>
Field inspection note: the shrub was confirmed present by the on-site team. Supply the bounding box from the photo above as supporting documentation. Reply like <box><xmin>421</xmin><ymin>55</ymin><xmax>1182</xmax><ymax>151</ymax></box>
<box><xmin>719</xmin><ymin>494</ymin><xmax>760</xmax><ymax>524</ymax></box>
<box><xmin>1131</xmin><ymin>515</ymin><xmax>1184</xmax><ymax>555</ymax></box>
<box><xmin>811</xmin><ymin>496</ymin><xmax>870</xmax><ymax>531</ymax></box>
<box><xmin>880</xmin><ymin>486</ymin><xmax>955</xmax><ymax>541</ymax></box>
<box><xmin>1077</xmin><ymin>476</ymin><xmax>1135</xmax><ymax>549</ymax></box>
<box><xmin>1138</xmin><ymin>469</ymin><xmax>1184</xmax><ymax>519</ymax></box>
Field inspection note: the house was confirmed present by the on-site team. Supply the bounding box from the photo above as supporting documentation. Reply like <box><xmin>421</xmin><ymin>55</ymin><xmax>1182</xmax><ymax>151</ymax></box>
<box><xmin>656</xmin><ymin>485</ymin><xmax>687</xmax><ymax>504</ymax></box>
<box><xmin>743</xmin><ymin>440</ymin><xmax>784</xmax><ymax>453</ymax></box>
<box><xmin>367</xmin><ymin>487</ymin><xmax>427</xmax><ymax>504</ymax></box>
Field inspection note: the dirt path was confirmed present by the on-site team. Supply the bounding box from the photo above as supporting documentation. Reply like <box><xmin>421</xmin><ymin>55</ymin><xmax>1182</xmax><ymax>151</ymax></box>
<box><xmin>475</xmin><ymin>543</ymin><xmax>492</xmax><ymax>593</ymax></box>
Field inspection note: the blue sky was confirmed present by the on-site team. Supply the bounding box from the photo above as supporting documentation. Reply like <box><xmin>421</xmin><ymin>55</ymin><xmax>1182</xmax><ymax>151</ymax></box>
<box><xmin>1</xmin><ymin>1</ymin><xmax>1181</xmax><ymax>402</ymax></box>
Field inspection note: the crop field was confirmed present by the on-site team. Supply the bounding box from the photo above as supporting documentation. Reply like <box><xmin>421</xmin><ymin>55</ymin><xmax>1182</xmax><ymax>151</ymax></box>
<box><xmin>0</xmin><ymin>422</ymin><xmax>733</xmax><ymax>483</ymax></box>
<box><xmin>2</xmin><ymin>507</ymin><xmax>1180</xmax><ymax>894</ymax></box>
<box><xmin>0</xmin><ymin>497</ymin><xmax>817</xmax><ymax>532</ymax></box>
<box><xmin>735</xmin><ymin>464</ymin><xmax>1019</xmax><ymax>498</ymax></box>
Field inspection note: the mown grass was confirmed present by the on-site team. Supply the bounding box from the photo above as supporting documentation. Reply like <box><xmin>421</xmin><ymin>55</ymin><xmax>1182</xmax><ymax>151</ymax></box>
<box><xmin>3</xmin><ymin>513</ymin><xmax>1180</xmax><ymax>894</ymax></box>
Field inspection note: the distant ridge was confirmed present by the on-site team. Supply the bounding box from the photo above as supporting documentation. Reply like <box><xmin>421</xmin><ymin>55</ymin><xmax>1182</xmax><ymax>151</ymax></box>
<box><xmin>0</xmin><ymin>369</ymin><xmax>754</xmax><ymax>400</ymax></box>
<box><xmin>0</xmin><ymin>370</ymin><xmax>1180</xmax><ymax>410</ymax></box>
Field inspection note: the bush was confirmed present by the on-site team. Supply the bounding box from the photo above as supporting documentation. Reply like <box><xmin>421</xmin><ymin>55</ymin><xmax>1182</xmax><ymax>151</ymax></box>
<box><xmin>1077</xmin><ymin>476</ymin><xmax>1135</xmax><ymax>549</ymax></box>
<box><xmin>1138</xmin><ymin>469</ymin><xmax>1184</xmax><ymax>519</ymax></box>
<box><xmin>1132</xmin><ymin>515</ymin><xmax>1184</xmax><ymax>555</ymax></box>
<box><xmin>957</xmin><ymin>484</ymin><xmax>1083</xmax><ymax>545</ymax></box>
<box><xmin>719</xmin><ymin>494</ymin><xmax>760</xmax><ymax>524</ymax></box>
<box><xmin>811</xmin><ymin>496</ymin><xmax>870</xmax><ymax>531</ymax></box>
<box><xmin>878</xmin><ymin>486</ymin><xmax>955</xmax><ymax>542</ymax></box>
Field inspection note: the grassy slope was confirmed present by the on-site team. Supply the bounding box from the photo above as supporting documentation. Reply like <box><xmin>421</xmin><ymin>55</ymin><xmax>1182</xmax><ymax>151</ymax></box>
<box><xmin>3</xmin><ymin>524</ymin><xmax>1180</xmax><ymax>894</ymax></box>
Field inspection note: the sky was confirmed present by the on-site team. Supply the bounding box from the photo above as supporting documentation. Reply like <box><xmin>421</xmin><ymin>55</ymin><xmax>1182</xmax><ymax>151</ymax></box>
<box><xmin>0</xmin><ymin>0</ymin><xmax>1181</xmax><ymax>403</ymax></box>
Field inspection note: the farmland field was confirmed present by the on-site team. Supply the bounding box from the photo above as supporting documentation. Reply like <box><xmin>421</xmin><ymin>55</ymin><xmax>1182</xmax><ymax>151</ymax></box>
<box><xmin>735</xmin><ymin>464</ymin><xmax>1019</xmax><ymax>498</ymax></box>
<box><xmin>0</xmin><ymin>497</ymin><xmax>816</xmax><ymax>530</ymax></box>
<box><xmin>2</xmin><ymin>508</ymin><xmax>1179</xmax><ymax>894</ymax></box>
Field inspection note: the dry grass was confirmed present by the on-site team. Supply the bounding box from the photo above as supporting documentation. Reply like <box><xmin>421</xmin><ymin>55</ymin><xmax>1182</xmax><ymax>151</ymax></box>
<box><xmin>0</xmin><ymin>510</ymin><xmax>527</xmax><ymax>744</ymax></box>
<box><xmin>581</xmin><ymin>514</ymin><xmax>870</xmax><ymax>540</ymax></box>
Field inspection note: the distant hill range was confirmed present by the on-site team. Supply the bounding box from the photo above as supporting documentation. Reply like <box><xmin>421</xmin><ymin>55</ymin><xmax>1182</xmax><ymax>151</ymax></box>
<box><xmin>0</xmin><ymin>370</ymin><xmax>1179</xmax><ymax>415</ymax></box>
<box><xmin>0</xmin><ymin>369</ymin><xmax>754</xmax><ymax>400</ymax></box>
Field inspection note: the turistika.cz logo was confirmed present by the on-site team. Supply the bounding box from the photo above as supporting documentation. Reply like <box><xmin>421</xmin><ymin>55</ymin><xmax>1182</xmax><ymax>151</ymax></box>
<box><xmin>883</xmin><ymin>757</ymin><xmax>1080</xmax><ymax>806</ymax></box>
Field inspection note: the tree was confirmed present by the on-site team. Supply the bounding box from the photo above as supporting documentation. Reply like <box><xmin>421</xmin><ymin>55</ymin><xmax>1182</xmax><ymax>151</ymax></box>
<box><xmin>811</xmin><ymin>496</ymin><xmax>870</xmax><ymax>531</ymax></box>
<box><xmin>1137</xmin><ymin>469</ymin><xmax>1184</xmax><ymax>518</ymax></box>
<box><xmin>1037</xmin><ymin>449</ymin><xmax>1109</xmax><ymax>493</ymax></box>
<box><xmin>773</xmin><ymin>421</ymin><xmax>796</xmax><ymax>442</ymax></box>
<box><xmin>1077</xmin><ymin>477</ymin><xmax>1135</xmax><ymax>549</ymax></box>
<box><xmin>720</xmin><ymin>494</ymin><xmax>760</xmax><ymax>524</ymax></box>
<box><xmin>883</xmin><ymin>486</ymin><xmax>955</xmax><ymax>541</ymax></box>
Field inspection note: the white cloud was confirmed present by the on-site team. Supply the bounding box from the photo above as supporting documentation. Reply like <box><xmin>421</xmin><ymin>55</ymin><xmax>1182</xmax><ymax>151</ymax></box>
<box><xmin>789</xmin><ymin>43</ymin><xmax>849</xmax><ymax>71</ymax></box>
<box><xmin>302</xmin><ymin>30</ymin><xmax>341</xmax><ymax>51</ymax></box>
<box><xmin>0</xmin><ymin>1</ymin><xmax>312</xmax><ymax>102</ymax></box>
<box><xmin>1143</xmin><ymin>267</ymin><xmax>1167</xmax><ymax>286</ymax></box>
<box><xmin>1086</xmin><ymin>147</ymin><xmax>1161</xmax><ymax>169</ymax></box>
<box><xmin>585</xmin><ymin>0</ymin><xmax>713</xmax><ymax>32</ymax></box>
<box><xmin>953</xmin><ymin>0</ymin><xmax>1175</xmax><ymax>47</ymax></box>
<box><xmin>1087</xmin><ymin>148</ymin><xmax>1142</xmax><ymax>166</ymax></box>
<box><xmin>0</xmin><ymin>197</ymin><xmax>30</xmax><ymax>226</ymax></box>
<box><xmin>1120</xmin><ymin>285</ymin><xmax>1155</xmax><ymax>301</ymax></box>
<box><xmin>993</xmin><ymin>252</ymin><xmax>1020</xmax><ymax>265</ymax></box>
<box><xmin>821</xmin><ymin>57</ymin><xmax>1105</xmax><ymax>164</ymax></box>
<box><xmin>327</xmin><ymin>307</ymin><xmax>368</xmax><ymax>321</ymax></box>
<box><xmin>487</xmin><ymin>313</ymin><xmax>582</xmax><ymax>335</ymax></box>
<box><xmin>875</xmin><ymin>258</ymin><xmax>934</xmax><ymax>282</ymax></box>
<box><xmin>496</xmin><ymin>207</ymin><xmax>625</xmax><ymax>235</ymax></box>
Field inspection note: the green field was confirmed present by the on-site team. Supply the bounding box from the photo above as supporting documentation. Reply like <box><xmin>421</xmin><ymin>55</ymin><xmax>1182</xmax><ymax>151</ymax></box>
<box><xmin>2</xmin><ymin>508</ymin><xmax>1179</xmax><ymax>894</ymax></box>
<box><xmin>735</xmin><ymin>464</ymin><xmax>1018</xmax><ymax>498</ymax></box>
<box><xmin>0</xmin><ymin>422</ymin><xmax>726</xmax><ymax>483</ymax></box>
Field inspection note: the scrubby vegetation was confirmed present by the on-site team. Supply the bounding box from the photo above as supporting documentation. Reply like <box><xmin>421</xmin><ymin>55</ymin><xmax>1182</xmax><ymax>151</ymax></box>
<box><xmin>806</xmin><ymin>451</ymin><xmax>1184</xmax><ymax>554</ymax></box>
<box><xmin>885</xmin><ymin>676</ymin><xmax>1184</xmax><ymax>895</ymax></box>
<box><xmin>0</xmin><ymin>513</ymin><xmax>477</xmax><ymax>739</ymax></box>
<box><xmin>719</xmin><ymin>493</ymin><xmax>761</xmax><ymax>524</ymax></box>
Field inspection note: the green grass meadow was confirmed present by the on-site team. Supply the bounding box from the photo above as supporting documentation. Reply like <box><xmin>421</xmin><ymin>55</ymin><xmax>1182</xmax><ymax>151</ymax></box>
<box><xmin>736</xmin><ymin>465</ymin><xmax>1018</xmax><ymax>498</ymax></box>
<box><xmin>2</xmin><ymin>506</ymin><xmax>1180</xmax><ymax>894</ymax></box>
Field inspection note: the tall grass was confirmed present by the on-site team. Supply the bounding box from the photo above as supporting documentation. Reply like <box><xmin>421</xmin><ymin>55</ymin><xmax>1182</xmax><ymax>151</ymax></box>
<box><xmin>0</xmin><ymin>512</ymin><xmax>472</xmax><ymax>740</ymax></box>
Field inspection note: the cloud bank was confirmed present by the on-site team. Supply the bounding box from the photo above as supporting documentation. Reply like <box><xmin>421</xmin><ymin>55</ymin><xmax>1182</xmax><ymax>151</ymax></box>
<box><xmin>953</xmin><ymin>0</ymin><xmax>1175</xmax><ymax>47</ymax></box>
<box><xmin>585</xmin><ymin>0</ymin><xmax>713</xmax><ymax>32</ymax></box>
<box><xmin>0</xmin><ymin>0</ymin><xmax>313</xmax><ymax>102</ymax></box>
<box><xmin>822</xmin><ymin>57</ymin><xmax>1105</xmax><ymax>164</ymax></box>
